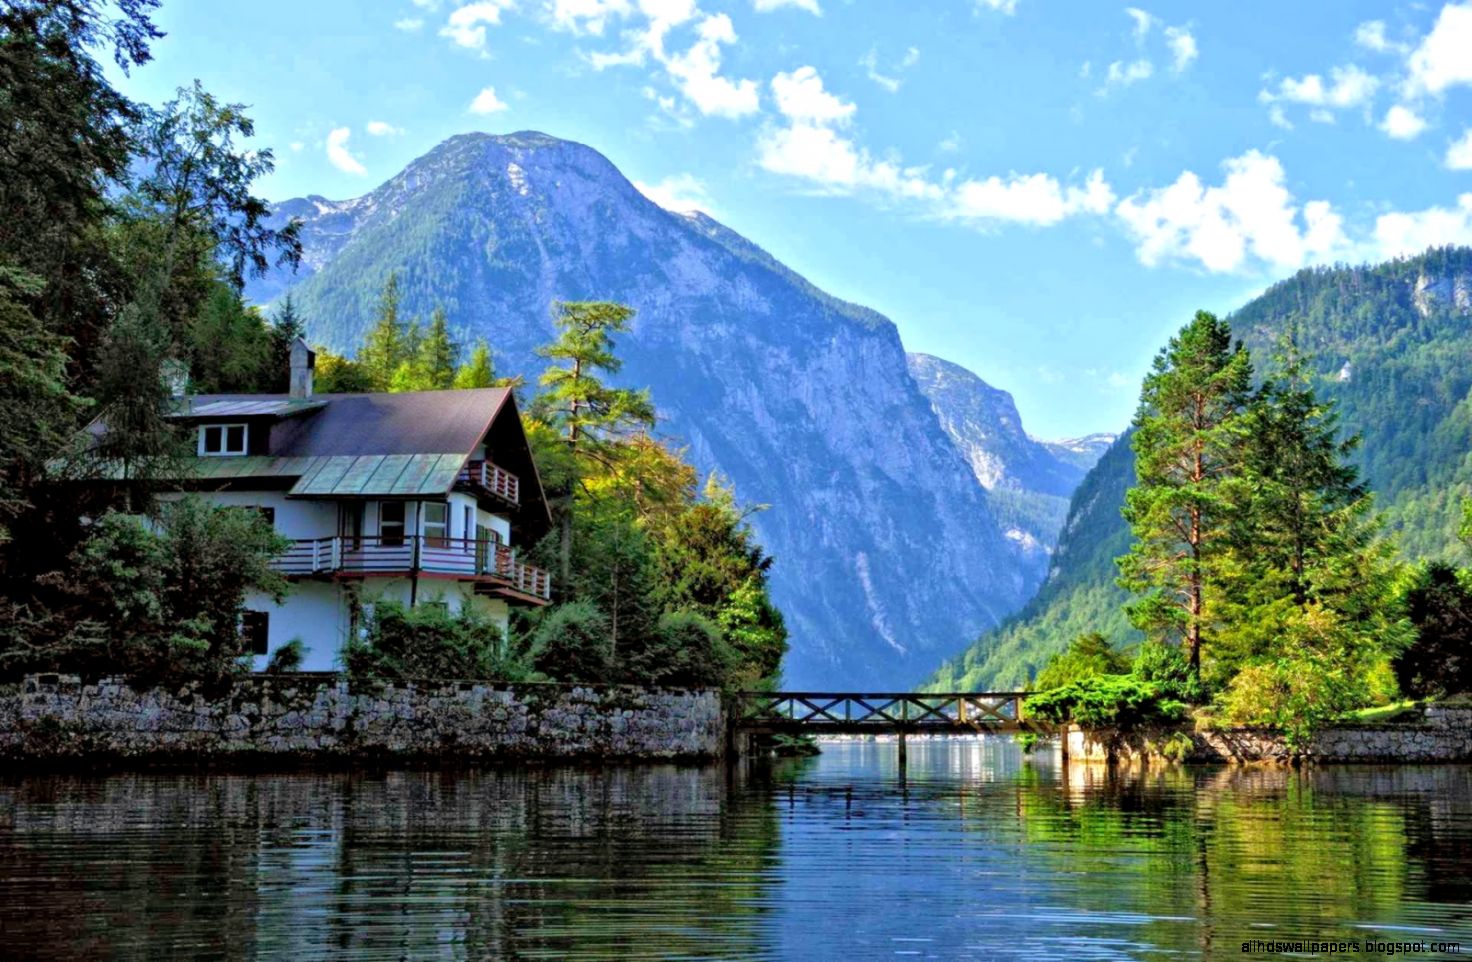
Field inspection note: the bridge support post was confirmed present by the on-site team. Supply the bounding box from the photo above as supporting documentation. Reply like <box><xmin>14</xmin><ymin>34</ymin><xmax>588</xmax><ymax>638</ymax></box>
<box><xmin>897</xmin><ymin>730</ymin><xmax>907</xmax><ymax>771</ymax></box>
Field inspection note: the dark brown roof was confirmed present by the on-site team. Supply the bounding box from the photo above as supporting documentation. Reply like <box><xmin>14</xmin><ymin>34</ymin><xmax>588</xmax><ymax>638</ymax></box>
<box><xmin>263</xmin><ymin>389</ymin><xmax>512</xmax><ymax>457</ymax></box>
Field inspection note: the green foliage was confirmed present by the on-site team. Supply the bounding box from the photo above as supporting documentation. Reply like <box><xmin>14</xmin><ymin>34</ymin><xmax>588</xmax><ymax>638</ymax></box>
<box><xmin>2</xmin><ymin>498</ymin><xmax>288</xmax><ymax>683</ymax></box>
<box><xmin>625</xmin><ymin>611</ymin><xmax>735</xmax><ymax>689</ymax></box>
<box><xmin>454</xmin><ymin>339</ymin><xmax>496</xmax><ymax>389</ymax></box>
<box><xmin>1393</xmin><ymin>562</ymin><xmax>1472</xmax><ymax>699</ymax></box>
<box><xmin>344</xmin><ymin>598</ymin><xmax>523</xmax><ymax>684</ymax></box>
<box><xmin>1119</xmin><ymin>310</ymin><xmax>1253</xmax><ymax>676</ymax></box>
<box><xmin>527</xmin><ymin>600</ymin><xmax>613</xmax><ymax>683</ymax></box>
<box><xmin>358</xmin><ymin>273</ymin><xmax>406</xmax><ymax>392</ymax></box>
<box><xmin>1032</xmin><ymin>632</ymin><xmax>1130</xmax><ymax>692</ymax></box>
<box><xmin>314</xmin><ymin>348</ymin><xmax>373</xmax><ymax>393</ymax></box>
<box><xmin>265</xmin><ymin>639</ymin><xmax>307</xmax><ymax>674</ymax></box>
<box><xmin>0</xmin><ymin>268</ymin><xmax>87</xmax><ymax>544</ymax></box>
<box><xmin>1024</xmin><ymin>675</ymin><xmax>1187</xmax><ymax>731</ymax></box>
<box><xmin>186</xmin><ymin>281</ymin><xmax>273</xmax><ymax>392</ymax></box>
<box><xmin>1131</xmin><ymin>640</ymin><xmax>1204</xmax><ymax>703</ymax></box>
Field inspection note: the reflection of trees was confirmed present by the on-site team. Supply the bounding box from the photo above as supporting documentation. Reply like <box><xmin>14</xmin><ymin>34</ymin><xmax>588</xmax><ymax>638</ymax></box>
<box><xmin>1012</xmin><ymin>762</ymin><xmax>1472</xmax><ymax>955</ymax></box>
<box><xmin>0</xmin><ymin>766</ymin><xmax>783</xmax><ymax>960</ymax></box>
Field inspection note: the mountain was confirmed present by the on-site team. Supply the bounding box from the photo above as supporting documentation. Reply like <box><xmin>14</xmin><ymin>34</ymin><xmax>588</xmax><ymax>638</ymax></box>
<box><xmin>926</xmin><ymin>245</ymin><xmax>1472</xmax><ymax>690</ymax></box>
<box><xmin>906</xmin><ymin>353</ymin><xmax>1111</xmax><ymax>581</ymax></box>
<box><xmin>246</xmin><ymin>131</ymin><xmax>1037</xmax><ymax>689</ymax></box>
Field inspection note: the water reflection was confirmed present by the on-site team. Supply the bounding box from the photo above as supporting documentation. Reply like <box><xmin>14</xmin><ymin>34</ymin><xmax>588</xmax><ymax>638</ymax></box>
<box><xmin>2</xmin><ymin>740</ymin><xmax>1471</xmax><ymax>960</ymax></box>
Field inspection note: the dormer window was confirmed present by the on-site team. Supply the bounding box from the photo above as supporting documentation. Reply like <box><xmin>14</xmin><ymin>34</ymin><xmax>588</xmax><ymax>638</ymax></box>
<box><xmin>199</xmin><ymin>423</ymin><xmax>248</xmax><ymax>456</ymax></box>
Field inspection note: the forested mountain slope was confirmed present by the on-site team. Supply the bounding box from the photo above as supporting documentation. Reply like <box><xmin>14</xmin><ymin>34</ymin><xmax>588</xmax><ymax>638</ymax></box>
<box><xmin>927</xmin><ymin>246</ymin><xmax>1472</xmax><ymax>690</ymax></box>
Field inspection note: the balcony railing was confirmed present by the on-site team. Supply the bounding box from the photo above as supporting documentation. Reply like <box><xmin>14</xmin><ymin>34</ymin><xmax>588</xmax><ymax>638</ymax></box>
<box><xmin>456</xmin><ymin>460</ymin><xmax>519</xmax><ymax>505</ymax></box>
<box><xmin>271</xmin><ymin>535</ymin><xmax>551</xmax><ymax>600</ymax></box>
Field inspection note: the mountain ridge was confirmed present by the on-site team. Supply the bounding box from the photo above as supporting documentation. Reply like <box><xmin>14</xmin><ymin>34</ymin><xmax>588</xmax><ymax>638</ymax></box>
<box><xmin>248</xmin><ymin>129</ymin><xmax>1046</xmax><ymax>688</ymax></box>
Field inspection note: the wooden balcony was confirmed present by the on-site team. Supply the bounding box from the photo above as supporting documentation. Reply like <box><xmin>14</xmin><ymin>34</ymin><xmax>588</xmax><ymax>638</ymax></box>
<box><xmin>456</xmin><ymin>459</ymin><xmax>519</xmax><ymax>506</ymax></box>
<box><xmin>271</xmin><ymin>535</ymin><xmax>551</xmax><ymax>602</ymax></box>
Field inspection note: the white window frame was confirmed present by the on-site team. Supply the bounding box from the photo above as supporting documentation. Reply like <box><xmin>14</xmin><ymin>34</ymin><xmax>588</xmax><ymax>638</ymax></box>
<box><xmin>198</xmin><ymin>423</ymin><xmax>248</xmax><ymax>457</ymax></box>
<box><xmin>423</xmin><ymin>501</ymin><xmax>449</xmax><ymax>548</ymax></box>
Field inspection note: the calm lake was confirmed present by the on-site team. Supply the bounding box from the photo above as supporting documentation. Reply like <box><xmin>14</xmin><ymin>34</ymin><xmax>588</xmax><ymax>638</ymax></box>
<box><xmin>3</xmin><ymin>739</ymin><xmax>1471</xmax><ymax>960</ymax></box>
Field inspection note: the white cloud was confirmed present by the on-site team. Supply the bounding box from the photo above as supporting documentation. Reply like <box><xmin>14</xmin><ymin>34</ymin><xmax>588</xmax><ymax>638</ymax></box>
<box><xmin>771</xmin><ymin>65</ymin><xmax>855</xmax><ymax>124</ymax></box>
<box><xmin>1115</xmin><ymin>150</ymin><xmax>1345</xmax><ymax>273</ymax></box>
<box><xmin>548</xmin><ymin>0</ymin><xmax>632</xmax><ymax>34</ymax></box>
<box><xmin>1164</xmin><ymin>25</ymin><xmax>1197</xmax><ymax>72</ymax></box>
<box><xmin>1125</xmin><ymin>7</ymin><xmax>1155</xmax><ymax>41</ymax></box>
<box><xmin>394</xmin><ymin>17</ymin><xmax>425</xmax><ymax>31</ymax></box>
<box><xmin>752</xmin><ymin>0</ymin><xmax>820</xmax><ymax>14</ymax></box>
<box><xmin>1261</xmin><ymin>65</ymin><xmax>1378</xmax><ymax>108</ymax></box>
<box><xmin>1373</xmin><ymin>194</ymin><xmax>1472</xmax><ymax>258</ymax></box>
<box><xmin>468</xmin><ymin>86</ymin><xmax>509</xmax><ymax>113</ymax></box>
<box><xmin>860</xmin><ymin>46</ymin><xmax>919</xmax><ymax>93</ymax></box>
<box><xmin>584</xmin><ymin>4</ymin><xmax>759</xmax><ymax>119</ymax></box>
<box><xmin>633</xmin><ymin>173</ymin><xmax>712</xmax><ymax>213</ymax></box>
<box><xmin>1100</xmin><ymin>58</ymin><xmax>1152</xmax><ymax>92</ymax></box>
<box><xmin>938</xmin><ymin>131</ymin><xmax>963</xmax><ymax>153</ymax></box>
<box><xmin>1405</xmin><ymin>2</ymin><xmax>1472</xmax><ymax>96</ymax></box>
<box><xmin>1445</xmin><ymin>129</ymin><xmax>1472</xmax><ymax>169</ymax></box>
<box><xmin>325</xmin><ymin>127</ymin><xmax>367</xmax><ymax>176</ymax></box>
<box><xmin>1380</xmin><ymin>104</ymin><xmax>1427</xmax><ymax>140</ymax></box>
<box><xmin>974</xmin><ymin>0</ymin><xmax>1018</xmax><ymax>13</ymax></box>
<box><xmin>439</xmin><ymin>1</ymin><xmax>515</xmax><ymax>50</ymax></box>
<box><xmin>1354</xmin><ymin>19</ymin><xmax>1407</xmax><ymax>54</ymax></box>
<box><xmin>366</xmin><ymin>120</ymin><xmax>404</xmax><ymax>136</ymax></box>
<box><xmin>1267</xmin><ymin>105</ymin><xmax>1292</xmax><ymax>130</ymax></box>
<box><xmin>289</xmin><ymin>141</ymin><xmax>305</xmax><ymax>152</ymax></box>
<box><xmin>946</xmin><ymin>169</ymin><xmax>1114</xmax><ymax>226</ymax></box>
<box><xmin>413</xmin><ymin>0</ymin><xmax>441</xmax><ymax>8</ymax></box>
<box><xmin>757</xmin><ymin>66</ymin><xmax>1110</xmax><ymax>228</ymax></box>
<box><xmin>661</xmin><ymin>13</ymin><xmax>759</xmax><ymax>117</ymax></box>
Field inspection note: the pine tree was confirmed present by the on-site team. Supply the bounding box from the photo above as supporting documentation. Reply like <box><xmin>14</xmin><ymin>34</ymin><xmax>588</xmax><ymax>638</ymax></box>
<box><xmin>269</xmin><ymin>294</ymin><xmax>305</xmax><ymax>390</ymax></box>
<box><xmin>453</xmin><ymin>339</ymin><xmax>495</xmax><ymax>389</ymax></box>
<box><xmin>1118</xmin><ymin>310</ymin><xmax>1253</xmax><ymax>681</ymax></box>
<box><xmin>421</xmin><ymin>307</ymin><xmax>459</xmax><ymax>389</ymax></box>
<box><xmin>358</xmin><ymin>273</ymin><xmax>404</xmax><ymax>391</ymax></box>
<box><xmin>535</xmin><ymin>301</ymin><xmax>656</xmax><ymax>584</ymax></box>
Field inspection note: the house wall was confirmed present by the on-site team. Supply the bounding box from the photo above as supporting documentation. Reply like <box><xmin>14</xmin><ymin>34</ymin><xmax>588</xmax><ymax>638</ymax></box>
<box><xmin>246</xmin><ymin>581</ymin><xmax>349</xmax><ymax>672</ymax></box>
<box><xmin>162</xmin><ymin>491</ymin><xmax>518</xmax><ymax>670</ymax></box>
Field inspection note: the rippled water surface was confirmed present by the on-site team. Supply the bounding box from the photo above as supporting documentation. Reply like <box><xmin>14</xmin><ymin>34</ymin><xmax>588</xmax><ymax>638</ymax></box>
<box><xmin>4</xmin><ymin>739</ymin><xmax>1472</xmax><ymax>960</ymax></box>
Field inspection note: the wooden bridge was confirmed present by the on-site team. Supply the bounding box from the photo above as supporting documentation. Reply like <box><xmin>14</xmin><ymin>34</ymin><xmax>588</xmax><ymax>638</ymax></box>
<box><xmin>731</xmin><ymin>691</ymin><xmax>1033</xmax><ymax>766</ymax></box>
<box><xmin>734</xmin><ymin>691</ymin><xmax>1029</xmax><ymax>734</ymax></box>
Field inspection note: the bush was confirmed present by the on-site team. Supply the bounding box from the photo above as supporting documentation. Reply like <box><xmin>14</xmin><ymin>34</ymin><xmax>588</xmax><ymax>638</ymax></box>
<box><xmin>344</xmin><ymin>599</ymin><xmax>522</xmax><ymax>684</ymax></box>
<box><xmin>1217</xmin><ymin>656</ymin><xmax>1366</xmax><ymax>749</ymax></box>
<box><xmin>633</xmin><ymin>610</ymin><xmax>735</xmax><ymax>689</ymax></box>
<box><xmin>1024</xmin><ymin>675</ymin><xmax>1188</xmax><ymax>731</ymax></box>
<box><xmin>1033</xmin><ymin>632</ymin><xmax>1130</xmax><ymax>692</ymax></box>
<box><xmin>1131</xmin><ymin>640</ymin><xmax>1205</xmax><ymax>703</ymax></box>
<box><xmin>264</xmin><ymin>639</ymin><xmax>307</xmax><ymax>674</ymax></box>
<box><xmin>1393</xmin><ymin>562</ymin><xmax>1472</xmax><ymax>699</ymax></box>
<box><xmin>526</xmin><ymin>601</ymin><xmax>612</xmax><ymax>683</ymax></box>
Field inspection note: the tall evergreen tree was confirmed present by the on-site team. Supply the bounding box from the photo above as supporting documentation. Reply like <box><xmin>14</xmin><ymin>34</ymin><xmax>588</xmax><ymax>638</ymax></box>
<box><xmin>535</xmin><ymin>301</ymin><xmax>656</xmax><ymax>584</ymax></box>
<box><xmin>421</xmin><ymin>307</ymin><xmax>459</xmax><ymax>389</ymax></box>
<box><xmin>358</xmin><ymin>273</ymin><xmax>405</xmax><ymax>391</ymax></box>
<box><xmin>454</xmin><ymin>339</ymin><xmax>496</xmax><ymax>389</ymax></box>
<box><xmin>1118</xmin><ymin>310</ymin><xmax>1252</xmax><ymax>680</ymax></box>
<box><xmin>268</xmin><ymin>294</ymin><xmax>305</xmax><ymax>390</ymax></box>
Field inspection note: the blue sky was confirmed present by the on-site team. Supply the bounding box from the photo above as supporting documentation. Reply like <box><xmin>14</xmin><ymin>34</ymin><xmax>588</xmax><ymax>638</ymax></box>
<box><xmin>111</xmin><ymin>1</ymin><xmax>1472</xmax><ymax>439</ymax></box>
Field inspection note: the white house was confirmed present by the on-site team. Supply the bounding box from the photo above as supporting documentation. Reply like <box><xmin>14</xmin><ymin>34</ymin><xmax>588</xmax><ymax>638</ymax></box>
<box><xmin>132</xmin><ymin>340</ymin><xmax>553</xmax><ymax>671</ymax></box>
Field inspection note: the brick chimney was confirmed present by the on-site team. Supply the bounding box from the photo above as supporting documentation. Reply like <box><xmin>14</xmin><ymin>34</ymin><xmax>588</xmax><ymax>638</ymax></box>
<box><xmin>289</xmin><ymin>338</ymin><xmax>316</xmax><ymax>398</ymax></box>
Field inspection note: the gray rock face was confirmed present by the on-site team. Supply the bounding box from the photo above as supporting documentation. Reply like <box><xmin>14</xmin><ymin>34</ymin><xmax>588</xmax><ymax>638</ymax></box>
<box><xmin>906</xmin><ymin>352</ymin><xmax>1112</xmax><ymax>583</ymax></box>
<box><xmin>247</xmin><ymin>131</ymin><xmax>1031</xmax><ymax>688</ymax></box>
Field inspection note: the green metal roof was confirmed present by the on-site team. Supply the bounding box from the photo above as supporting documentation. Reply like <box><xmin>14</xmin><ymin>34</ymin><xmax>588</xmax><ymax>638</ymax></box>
<box><xmin>288</xmin><ymin>453</ymin><xmax>465</xmax><ymax>497</ymax></box>
<box><xmin>76</xmin><ymin>453</ymin><xmax>467</xmax><ymax>498</ymax></box>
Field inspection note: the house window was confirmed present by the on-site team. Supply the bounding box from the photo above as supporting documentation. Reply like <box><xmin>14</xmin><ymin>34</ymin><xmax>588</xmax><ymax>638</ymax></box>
<box><xmin>462</xmin><ymin>505</ymin><xmax>473</xmax><ymax>544</ymax></box>
<box><xmin>379</xmin><ymin>502</ymin><xmax>406</xmax><ymax>547</ymax></box>
<box><xmin>424</xmin><ymin>501</ymin><xmax>449</xmax><ymax>548</ymax></box>
<box><xmin>241</xmin><ymin>610</ymin><xmax>269</xmax><ymax>656</ymax></box>
<box><xmin>199</xmin><ymin>423</ymin><xmax>248</xmax><ymax>456</ymax></box>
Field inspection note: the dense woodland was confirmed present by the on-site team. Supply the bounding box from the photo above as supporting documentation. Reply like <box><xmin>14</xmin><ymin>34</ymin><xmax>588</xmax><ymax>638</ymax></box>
<box><xmin>932</xmin><ymin>247</ymin><xmax>1472</xmax><ymax>717</ymax></box>
<box><xmin>0</xmin><ymin>1</ymin><xmax>785</xmax><ymax>691</ymax></box>
<box><xmin>939</xmin><ymin>301</ymin><xmax>1472</xmax><ymax>743</ymax></box>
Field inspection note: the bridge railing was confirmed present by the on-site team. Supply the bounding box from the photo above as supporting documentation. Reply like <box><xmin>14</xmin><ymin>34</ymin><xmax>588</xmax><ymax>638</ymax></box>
<box><xmin>733</xmin><ymin>692</ymin><xmax>1030</xmax><ymax>732</ymax></box>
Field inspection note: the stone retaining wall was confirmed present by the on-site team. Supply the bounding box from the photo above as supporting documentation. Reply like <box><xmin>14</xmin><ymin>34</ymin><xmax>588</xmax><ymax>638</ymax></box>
<box><xmin>1064</xmin><ymin>708</ymin><xmax>1472</xmax><ymax>764</ymax></box>
<box><xmin>0</xmin><ymin>674</ymin><xmax>726</xmax><ymax>767</ymax></box>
